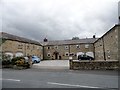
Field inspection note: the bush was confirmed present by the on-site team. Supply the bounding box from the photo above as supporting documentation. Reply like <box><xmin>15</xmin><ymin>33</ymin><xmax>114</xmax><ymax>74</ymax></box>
<box><xmin>11</xmin><ymin>57</ymin><xmax>24</xmax><ymax>65</ymax></box>
<box><xmin>15</xmin><ymin>59</ymin><xmax>25</xmax><ymax>67</ymax></box>
<box><xmin>12</xmin><ymin>57</ymin><xmax>30</xmax><ymax>68</ymax></box>
<box><xmin>2</xmin><ymin>60</ymin><xmax>11</xmax><ymax>65</ymax></box>
<box><xmin>2</xmin><ymin>54</ymin><xmax>12</xmax><ymax>66</ymax></box>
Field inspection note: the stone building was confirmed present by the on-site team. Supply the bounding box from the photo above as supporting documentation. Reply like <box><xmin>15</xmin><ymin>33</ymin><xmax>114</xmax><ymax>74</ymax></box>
<box><xmin>0</xmin><ymin>24</ymin><xmax>119</xmax><ymax>61</ymax></box>
<box><xmin>94</xmin><ymin>24</ymin><xmax>119</xmax><ymax>60</ymax></box>
<box><xmin>0</xmin><ymin>32</ymin><xmax>43</xmax><ymax>59</ymax></box>
<box><xmin>41</xmin><ymin>38</ymin><xmax>97</xmax><ymax>60</ymax></box>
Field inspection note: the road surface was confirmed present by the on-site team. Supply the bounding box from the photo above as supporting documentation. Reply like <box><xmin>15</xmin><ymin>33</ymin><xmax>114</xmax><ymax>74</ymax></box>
<box><xmin>2</xmin><ymin>68</ymin><xmax>118</xmax><ymax>90</ymax></box>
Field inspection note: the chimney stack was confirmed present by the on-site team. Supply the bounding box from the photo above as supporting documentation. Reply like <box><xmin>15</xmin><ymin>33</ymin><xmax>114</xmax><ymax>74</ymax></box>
<box><xmin>93</xmin><ymin>35</ymin><xmax>96</xmax><ymax>38</ymax></box>
<box><xmin>43</xmin><ymin>38</ymin><xmax>48</xmax><ymax>42</ymax></box>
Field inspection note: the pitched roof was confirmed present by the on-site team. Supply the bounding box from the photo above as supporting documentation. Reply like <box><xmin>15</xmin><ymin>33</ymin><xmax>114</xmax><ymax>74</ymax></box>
<box><xmin>0</xmin><ymin>32</ymin><xmax>41</xmax><ymax>46</ymax></box>
<box><xmin>41</xmin><ymin>38</ymin><xmax>98</xmax><ymax>46</ymax></box>
<box><xmin>94</xmin><ymin>24</ymin><xmax>120</xmax><ymax>43</ymax></box>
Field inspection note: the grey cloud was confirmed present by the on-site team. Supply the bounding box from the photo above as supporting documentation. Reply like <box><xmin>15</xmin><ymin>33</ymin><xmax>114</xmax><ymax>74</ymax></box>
<box><xmin>1</xmin><ymin>0</ymin><xmax>119</xmax><ymax>41</ymax></box>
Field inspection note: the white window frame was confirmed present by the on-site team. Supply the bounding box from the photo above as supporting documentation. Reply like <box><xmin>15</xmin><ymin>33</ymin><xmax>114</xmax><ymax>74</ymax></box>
<box><xmin>76</xmin><ymin>45</ymin><xmax>80</xmax><ymax>49</ymax></box>
<box><xmin>18</xmin><ymin>43</ymin><xmax>23</xmax><ymax>49</ymax></box>
<box><xmin>54</xmin><ymin>46</ymin><xmax>58</xmax><ymax>49</ymax></box>
<box><xmin>47</xmin><ymin>53</ymin><xmax>51</xmax><ymax>57</ymax></box>
<box><xmin>69</xmin><ymin>52</ymin><xmax>75</xmax><ymax>56</ymax></box>
<box><xmin>39</xmin><ymin>47</ymin><xmax>43</xmax><ymax>50</ymax></box>
<box><xmin>85</xmin><ymin>44</ymin><xmax>89</xmax><ymax>48</ymax></box>
<box><xmin>65</xmin><ymin>46</ymin><xmax>69</xmax><ymax>49</ymax></box>
<box><xmin>65</xmin><ymin>52</ymin><xmax>69</xmax><ymax>56</ymax></box>
<box><xmin>37</xmin><ymin>46</ymin><xmax>39</xmax><ymax>50</ymax></box>
<box><xmin>47</xmin><ymin>46</ymin><xmax>51</xmax><ymax>50</ymax></box>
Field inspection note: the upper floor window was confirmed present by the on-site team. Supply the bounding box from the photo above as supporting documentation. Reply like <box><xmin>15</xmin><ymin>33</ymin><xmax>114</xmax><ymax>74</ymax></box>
<box><xmin>47</xmin><ymin>47</ymin><xmax>50</xmax><ymax>50</ymax></box>
<box><xmin>65</xmin><ymin>46</ymin><xmax>69</xmax><ymax>49</ymax></box>
<box><xmin>40</xmin><ymin>47</ymin><xmax>43</xmax><ymax>50</ymax></box>
<box><xmin>54</xmin><ymin>46</ymin><xmax>58</xmax><ymax>49</ymax></box>
<box><xmin>33</xmin><ymin>45</ymin><xmax>35</xmax><ymax>49</ymax></box>
<box><xmin>27</xmin><ymin>45</ymin><xmax>29</xmax><ymax>49</ymax></box>
<box><xmin>85</xmin><ymin>44</ymin><xmax>89</xmax><ymax>48</ymax></box>
<box><xmin>18</xmin><ymin>44</ymin><xmax>23</xmax><ymax>49</ymax></box>
<box><xmin>37</xmin><ymin>46</ymin><xmax>39</xmax><ymax>50</ymax></box>
<box><xmin>76</xmin><ymin>45</ymin><xmax>80</xmax><ymax>49</ymax></box>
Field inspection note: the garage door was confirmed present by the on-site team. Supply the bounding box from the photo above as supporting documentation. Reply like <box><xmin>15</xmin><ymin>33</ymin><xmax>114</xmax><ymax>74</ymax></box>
<box><xmin>86</xmin><ymin>52</ymin><xmax>94</xmax><ymax>58</ymax></box>
<box><xmin>15</xmin><ymin>52</ymin><xmax>23</xmax><ymax>57</ymax></box>
<box><xmin>5</xmin><ymin>52</ymin><xmax>13</xmax><ymax>59</ymax></box>
<box><xmin>77</xmin><ymin>52</ymin><xmax>84</xmax><ymax>57</ymax></box>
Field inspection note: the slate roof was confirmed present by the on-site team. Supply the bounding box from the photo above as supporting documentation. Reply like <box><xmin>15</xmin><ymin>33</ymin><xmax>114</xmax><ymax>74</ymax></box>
<box><xmin>0</xmin><ymin>32</ymin><xmax>41</xmax><ymax>46</ymax></box>
<box><xmin>41</xmin><ymin>38</ymin><xmax>98</xmax><ymax>46</ymax></box>
<box><xmin>94</xmin><ymin>24</ymin><xmax>120</xmax><ymax>43</ymax></box>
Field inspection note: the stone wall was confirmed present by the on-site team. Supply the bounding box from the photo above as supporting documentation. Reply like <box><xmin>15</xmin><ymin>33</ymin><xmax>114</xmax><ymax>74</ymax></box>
<box><xmin>69</xmin><ymin>60</ymin><xmax>119</xmax><ymax>70</ymax></box>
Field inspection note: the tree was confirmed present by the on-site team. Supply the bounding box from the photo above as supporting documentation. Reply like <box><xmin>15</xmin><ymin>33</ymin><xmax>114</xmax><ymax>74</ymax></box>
<box><xmin>72</xmin><ymin>37</ymin><xmax>79</xmax><ymax>40</ymax></box>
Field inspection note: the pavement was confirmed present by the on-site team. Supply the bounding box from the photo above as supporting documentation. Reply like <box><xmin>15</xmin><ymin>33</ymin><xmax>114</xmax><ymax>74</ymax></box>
<box><xmin>32</xmin><ymin>60</ymin><xmax>69</xmax><ymax>69</ymax></box>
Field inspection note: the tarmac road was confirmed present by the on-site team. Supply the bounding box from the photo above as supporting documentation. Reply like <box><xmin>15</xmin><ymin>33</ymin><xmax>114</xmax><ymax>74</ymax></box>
<box><xmin>2</xmin><ymin>68</ymin><xmax>118</xmax><ymax>90</ymax></box>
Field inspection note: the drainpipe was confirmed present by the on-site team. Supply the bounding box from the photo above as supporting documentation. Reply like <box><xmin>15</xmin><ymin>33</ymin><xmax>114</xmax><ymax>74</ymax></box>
<box><xmin>25</xmin><ymin>43</ymin><xmax>26</xmax><ymax>56</ymax></box>
<box><xmin>93</xmin><ymin>44</ymin><xmax>95</xmax><ymax>60</ymax></box>
<box><xmin>69</xmin><ymin>45</ymin><xmax>70</xmax><ymax>55</ymax></box>
<box><xmin>102</xmin><ymin>38</ymin><xmax>106</xmax><ymax>60</ymax></box>
<box><xmin>43</xmin><ymin>46</ymin><xmax>44</xmax><ymax>60</ymax></box>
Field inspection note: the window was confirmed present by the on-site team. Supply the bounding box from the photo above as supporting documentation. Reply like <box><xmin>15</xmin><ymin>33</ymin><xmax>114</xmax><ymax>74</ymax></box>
<box><xmin>18</xmin><ymin>44</ymin><xmax>23</xmax><ymax>49</ymax></box>
<box><xmin>65</xmin><ymin>52</ymin><xmax>69</xmax><ymax>56</ymax></box>
<box><xmin>37</xmin><ymin>46</ymin><xmax>39</xmax><ymax>50</ymax></box>
<box><xmin>115</xmin><ymin>35</ymin><xmax>118</xmax><ymax>39</ymax></box>
<box><xmin>108</xmin><ymin>55</ymin><xmax>110</xmax><ymax>59</ymax></box>
<box><xmin>99</xmin><ymin>42</ymin><xmax>102</xmax><ymax>46</ymax></box>
<box><xmin>47</xmin><ymin>53</ymin><xmax>51</xmax><ymax>57</ymax></box>
<box><xmin>54</xmin><ymin>46</ymin><xmax>58</xmax><ymax>49</ymax></box>
<box><xmin>85</xmin><ymin>44</ymin><xmax>89</xmax><ymax>48</ymax></box>
<box><xmin>27</xmin><ymin>45</ymin><xmax>30</xmax><ymax>49</ymax></box>
<box><xmin>47</xmin><ymin>47</ymin><xmax>50</xmax><ymax>50</ymax></box>
<box><xmin>69</xmin><ymin>53</ymin><xmax>75</xmax><ymax>56</ymax></box>
<box><xmin>33</xmin><ymin>45</ymin><xmax>35</xmax><ymax>49</ymax></box>
<box><xmin>107</xmin><ymin>50</ymin><xmax>110</xmax><ymax>53</ymax></box>
<box><xmin>40</xmin><ymin>47</ymin><xmax>43</xmax><ymax>50</ymax></box>
<box><xmin>76</xmin><ymin>45</ymin><xmax>80</xmax><ymax>48</ymax></box>
<box><xmin>65</xmin><ymin>46</ymin><xmax>69</xmax><ymax>49</ymax></box>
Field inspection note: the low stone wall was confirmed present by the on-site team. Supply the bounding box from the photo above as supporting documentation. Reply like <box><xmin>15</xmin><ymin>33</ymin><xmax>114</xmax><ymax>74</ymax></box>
<box><xmin>69</xmin><ymin>60</ymin><xmax>119</xmax><ymax>70</ymax></box>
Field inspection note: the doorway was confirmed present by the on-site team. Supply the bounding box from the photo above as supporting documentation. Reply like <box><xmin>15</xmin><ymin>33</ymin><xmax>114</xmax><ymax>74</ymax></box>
<box><xmin>53</xmin><ymin>51</ymin><xmax>59</xmax><ymax>59</ymax></box>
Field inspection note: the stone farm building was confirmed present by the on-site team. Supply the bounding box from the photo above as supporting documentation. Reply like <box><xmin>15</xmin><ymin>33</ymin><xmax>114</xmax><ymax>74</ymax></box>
<box><xmin>0</xmin><ymin>24</ymin><xmax>119</xmax><ymax>61</ymax></box>
<box><xmin>0</xmin><ymin>32</ymin><xmax>43</xmax><ymax>59</ymax></box>
<box><xmin>41</xmin><ymin>38</ymin><xmax>97</xmax><ymax>60</ymax></box>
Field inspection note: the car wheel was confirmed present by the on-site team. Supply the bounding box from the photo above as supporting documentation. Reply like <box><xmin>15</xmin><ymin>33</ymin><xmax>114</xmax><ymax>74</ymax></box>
<box><xmin>89</xmin><ymin>58</ymin><xmax>92</xmax><ymax>60</ymax></box>
<box><xmin>34</xmin><ymin>60</ymin><xmax>37</xmax><ymax>64</ymax></box>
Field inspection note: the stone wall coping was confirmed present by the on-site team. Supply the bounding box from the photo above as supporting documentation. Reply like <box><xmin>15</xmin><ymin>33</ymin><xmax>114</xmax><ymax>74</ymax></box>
<box><xmin>71</xmin><ymin>60</ymin><xmax>119</xmax><ymax>62</ymax></box>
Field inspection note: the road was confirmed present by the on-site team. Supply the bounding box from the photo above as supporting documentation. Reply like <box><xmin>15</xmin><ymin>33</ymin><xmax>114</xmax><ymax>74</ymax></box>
<box><xmin>2</xmin><ymin>68</ymin><xmax>118</xmax><ymax>90</ymax></box>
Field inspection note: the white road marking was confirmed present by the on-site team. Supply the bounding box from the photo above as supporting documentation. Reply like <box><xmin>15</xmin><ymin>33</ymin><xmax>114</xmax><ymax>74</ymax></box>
<box><xmin>0</xmin><ymin>78</ymin><xmax>20</xmax><ymax>82</ymax></box>
<box><xmin>47</xmin><ymin>82</ymin><xmax>100</xmax><ymax>88</ymax></box>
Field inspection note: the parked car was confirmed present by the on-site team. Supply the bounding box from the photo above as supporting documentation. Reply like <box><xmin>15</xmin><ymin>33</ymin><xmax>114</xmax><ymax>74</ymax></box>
<box><xmin>78</xmin><ymin>54</ymin><xmax>94</xmax><ymax>60</ymax></box>
<box><xmin>32</xmin><ymin>56</ymin><xmax>41</xmax><ymax>64</ymax></box>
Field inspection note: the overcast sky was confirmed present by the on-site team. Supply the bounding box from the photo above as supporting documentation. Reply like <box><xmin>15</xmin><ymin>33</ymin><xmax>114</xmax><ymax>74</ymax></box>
<box><xmin>1</xmin><ymin>0</ymin><xmax>119</xmax><ymax>41</ymax></box>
